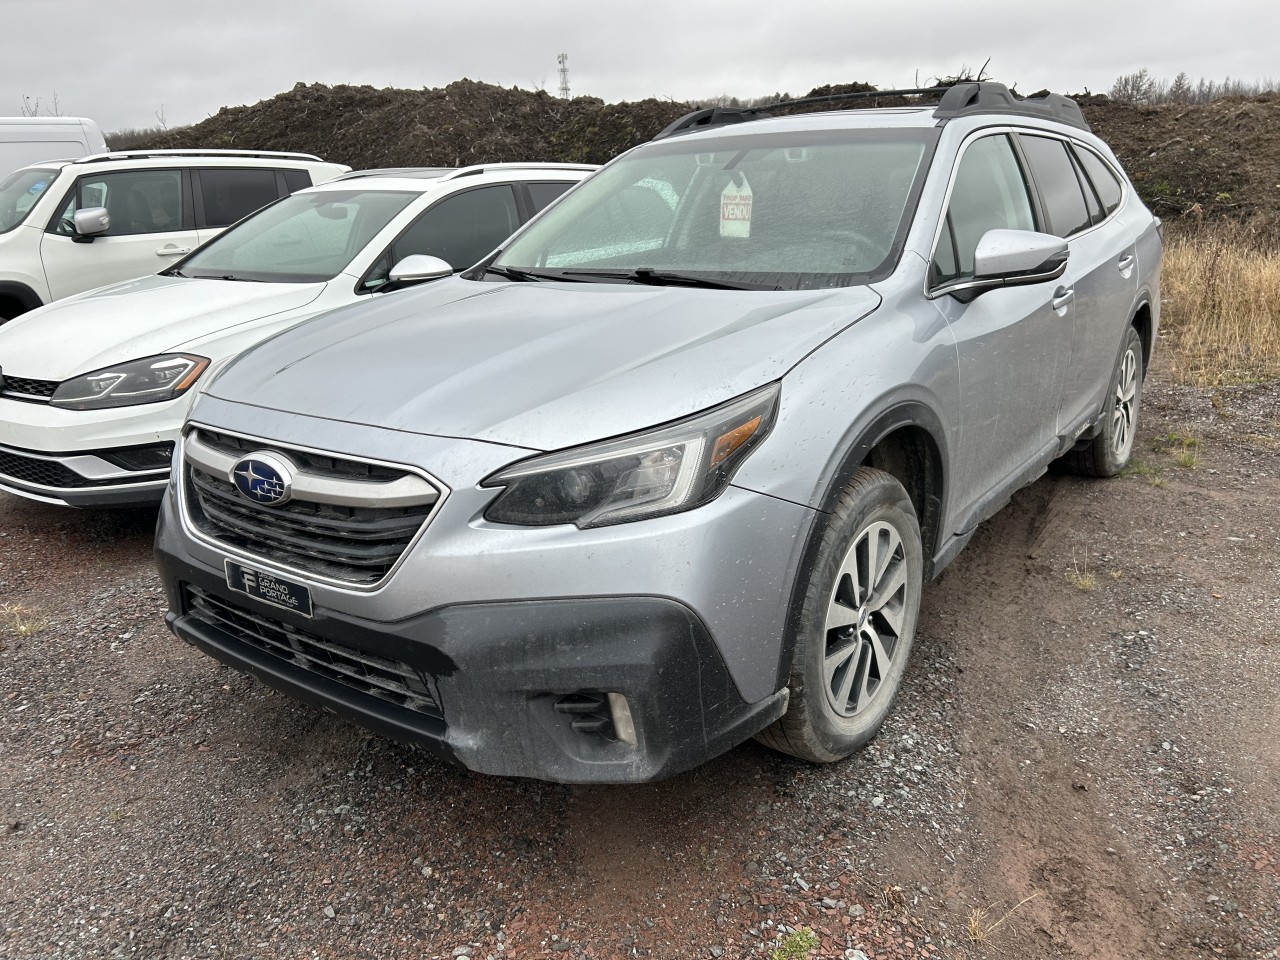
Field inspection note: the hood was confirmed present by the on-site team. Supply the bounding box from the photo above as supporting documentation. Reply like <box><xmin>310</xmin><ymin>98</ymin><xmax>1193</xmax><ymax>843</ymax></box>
<box><xmin>0</xmin><ymin>275</ymin><xmax>326</xmax><ymax>380</ymax></box>
<box><xmin>207</xmin><ymin>278</ymin><xmax>881</xmax><ymax>451</ymax></box>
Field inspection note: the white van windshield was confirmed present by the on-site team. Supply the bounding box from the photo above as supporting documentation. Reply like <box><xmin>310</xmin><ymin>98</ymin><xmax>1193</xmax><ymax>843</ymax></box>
<box><xmin>0</xmin><ymin>168</ymin><xmax>58</xmax><ymax>234</ymax></box>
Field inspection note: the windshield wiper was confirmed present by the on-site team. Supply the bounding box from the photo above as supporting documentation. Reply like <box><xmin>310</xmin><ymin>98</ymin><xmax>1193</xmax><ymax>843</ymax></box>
<box><xmin>481</xmin><ymin>265</ymin><xmax>559</xmax><ymax>282</ymax></box>
<box><xmin>559</xmin><ymin>268</ymin><xmax>770</xmax><ymax>290</ymax></box>
<box><xmin>160</xmin><ymin>268</ymin><xmax>186</xmax><ymax>278</ymax></box>
<box><xmin>213</xmin><ymin>274</ymin><xmax>265</xmax><ymax>282</ymax></box>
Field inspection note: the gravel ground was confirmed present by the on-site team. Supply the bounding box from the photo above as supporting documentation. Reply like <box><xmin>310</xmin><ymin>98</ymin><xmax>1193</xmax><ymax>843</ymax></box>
<box><xmin>1</xmin><ymin>369</ymin><xmax>1277</xmax><ymax>960</ymax></box>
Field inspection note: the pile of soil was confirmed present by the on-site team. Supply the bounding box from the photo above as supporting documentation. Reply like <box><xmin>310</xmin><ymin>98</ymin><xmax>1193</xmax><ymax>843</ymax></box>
<box><xmin>139</xmin><ymin>78</ymin><xmax>689</xmax><ymax>169</ymax></box>
<box><xmin>1078</xmin><ymin>92</ymin><xmax>1280</xmax><ymax>234</ymax></box>
<box><xmin>139</xmin><ymin>79</ymin><xmax>1280</xmax><ymax>234</ymax></box>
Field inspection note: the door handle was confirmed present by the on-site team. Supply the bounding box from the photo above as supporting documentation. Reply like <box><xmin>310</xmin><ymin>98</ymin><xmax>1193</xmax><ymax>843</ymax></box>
<box><xmin>1052</xmin><ymin>285</ymin><xmax>1074</xmax><ymax>311</ymax></box>
<box><xmin>155</xmin><ymin>245</ymin><xmax>191</xmax><ymax>257</ymax></box>
<box><xmin>1117</xmin><ymin>254</ymin><xmax>1135</xmax><ymax>274</ymax></box>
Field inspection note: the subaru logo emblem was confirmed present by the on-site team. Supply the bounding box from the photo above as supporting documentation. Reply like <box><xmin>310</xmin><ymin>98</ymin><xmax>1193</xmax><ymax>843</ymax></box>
<box><xmin>231</xmin><ymin>452</ymin><xmax>294</xmax><ymax>506</ymax></box>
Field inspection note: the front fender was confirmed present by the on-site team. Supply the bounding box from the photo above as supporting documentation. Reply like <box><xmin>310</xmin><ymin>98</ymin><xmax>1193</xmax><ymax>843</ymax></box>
<box><xmin>731</xmin><ymin>304</ymin><xmax>959</xmax><ymax>527</ymax></box>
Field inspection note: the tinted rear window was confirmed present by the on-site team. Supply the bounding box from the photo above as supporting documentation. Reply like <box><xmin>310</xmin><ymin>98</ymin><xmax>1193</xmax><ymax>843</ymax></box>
<box><xmin>527</xmin><ymin>181</ymin><xmax>573</xmax><ymax>213</ymax></box>
<box><xmin>198</xmin><ymin>169</ymin><xmax>281</xmax><ymax>228</ymax></box>
<box><xmin>1074</xmin><ymin>147</ymin><xmax>1123</xmax><ymax>217</ymax></box>
<box><xmin>1019</xmin><ymin>135</ymin><xmax>1091</xmax><ymax>238</ymax></box>
<box><xmin>283</xmin><ymin>169</ymin><xmax>313</xmax><ymax>194</ymax></box>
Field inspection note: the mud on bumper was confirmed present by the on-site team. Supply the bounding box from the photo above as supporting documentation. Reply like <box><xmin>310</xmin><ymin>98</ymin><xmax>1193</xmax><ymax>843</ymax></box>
<box><xmin>155</xmin><ymin>536</ymin><xmax>787</xmax><ymax>784</ymax></box>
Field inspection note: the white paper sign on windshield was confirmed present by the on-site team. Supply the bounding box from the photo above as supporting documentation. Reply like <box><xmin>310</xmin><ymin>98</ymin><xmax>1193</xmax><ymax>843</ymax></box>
<box><xmin>720</xmin><ymin>174</ymin><xmax>753</xmax><ymax>238</ymax></box>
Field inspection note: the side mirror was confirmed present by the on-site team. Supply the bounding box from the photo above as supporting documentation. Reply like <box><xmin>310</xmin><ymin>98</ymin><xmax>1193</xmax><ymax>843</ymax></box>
<box><xmin>385</xmin><ymin>254</ymin><xmax>453</xmax><ymax>289</ymax></box>
<box><xmin>72</xmin><ymin>207</ymin><xmax>110</xmax><ymax>242</ymax></box>
<box><xmin>933</xmin><ymin>229</ymin><xmax>1068</xmax><ymax>302</ymax></box>
<box><xmin>973</xmin><ymin>229</ymin><xmax>1068</xmax><ymax>283</ymax></box>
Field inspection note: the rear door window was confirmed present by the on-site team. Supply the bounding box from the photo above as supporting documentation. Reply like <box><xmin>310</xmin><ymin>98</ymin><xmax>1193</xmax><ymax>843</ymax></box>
<box><xmin>526</xmin><ymin>181</ymin><xmax>574</xmax><ymax>213</ymax></box>
<box><xmin>196</xmin><ymin>168</ymin><xmax>283</xmax><ymax>228</ymax></box>
<box><xmin>1018</xmin><ymin>135</ymin><xmax>1092</xmax><ymax>238</ymax></box>
<box><xmin>1073</xmin><ymin>147</ymin><xmax>1123</xmax><ymax>217</ymax></box>
<box><xmin>282</xmin><ymin>169</ymin><xmax>313</xmax><ymax>194</ymax></box>
<box><xmin>1071</xmin><ymin>149</ymin><xmax>1105</xmax><ymax>225</ymax></box>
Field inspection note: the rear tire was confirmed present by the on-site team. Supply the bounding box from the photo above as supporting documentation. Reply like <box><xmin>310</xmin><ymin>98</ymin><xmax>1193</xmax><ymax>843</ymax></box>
<box><xmin>756</xmin><ymin>466</ymin><xmax>923</xmax><ymax>763</ymax></box>
<box><xmin>1065</xmin><ymin>325</ymin><xmax>1144</xmax><ymax>478</ymax></box>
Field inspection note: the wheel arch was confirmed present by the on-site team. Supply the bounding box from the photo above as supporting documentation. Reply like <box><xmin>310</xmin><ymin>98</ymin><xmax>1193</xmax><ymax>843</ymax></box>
<box><xmin>813</xmin><ymin>402</ymin><xmax>948</xmax><ymax>569</ymax></box>
<box><xmin>1130</xmin><ymin>296</ymin><xmax>1154</xmax><ymax>371</ymax></box>
<box><xmin>772</xmin><ymin>400</ymin><xmax>949</xmax><ymax>693</ymax></box>
<box><xmin>0</xmin><ymin>282</ymin><xmax>43</xmax><ymax>321</ymax></box>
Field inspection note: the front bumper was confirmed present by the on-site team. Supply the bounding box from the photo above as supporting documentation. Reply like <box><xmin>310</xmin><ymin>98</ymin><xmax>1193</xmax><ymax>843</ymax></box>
<box><xmin>0</xmin><ymin>439</ymin><xmax>171</xmax><ymax>506</ymax></box>
<box><xmin>156</xmin><ymin>505</ymin><xmax>789</xmax><ymax>783</ymax></box>
<box><xmin>0</xmin><ymin>396</ymin><xmax>186</xmax><ymax>506</ymax></box>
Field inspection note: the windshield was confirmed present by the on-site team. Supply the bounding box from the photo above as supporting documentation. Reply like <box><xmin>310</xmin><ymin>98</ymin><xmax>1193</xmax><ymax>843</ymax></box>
<box><xmin>492</xmin><ymin>128</ymin><xmax>937</xmax><ymax>290</ymax></box>
<box><xmin>0</xmin><ymin>168</ymin><xmax>59</xmax><ymax>234</ymax></box>
<box><xmin>177</xmin><ymin>189</ymin><xmax>418</xmax><ymax>282</ymax></box>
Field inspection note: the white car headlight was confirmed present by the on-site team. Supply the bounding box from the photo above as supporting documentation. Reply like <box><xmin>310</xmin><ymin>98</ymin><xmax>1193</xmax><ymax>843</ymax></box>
<box><xmin>483</xmin><ymin>384</ymin><xmax>779</xmax><ymax>528</ymax></box>
<box><xmin>50</xmin><ymin>354</ymin><xmax>210</xmax><ymax>410</ymax></box>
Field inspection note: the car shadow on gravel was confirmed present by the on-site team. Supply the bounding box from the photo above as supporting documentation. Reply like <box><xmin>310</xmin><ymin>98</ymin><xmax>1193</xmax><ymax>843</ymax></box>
<box><xmin>0</xmin><ymin>494</ymin><xmax>158</xmax><ymax>547</ymax></box>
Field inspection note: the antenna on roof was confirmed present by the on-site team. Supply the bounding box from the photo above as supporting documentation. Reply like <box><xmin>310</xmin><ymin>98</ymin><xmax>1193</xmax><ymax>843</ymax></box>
<box><xmin>557</xmin><ymin>53</ymin><xmax>570</xmax><ymax>100</ymax></box>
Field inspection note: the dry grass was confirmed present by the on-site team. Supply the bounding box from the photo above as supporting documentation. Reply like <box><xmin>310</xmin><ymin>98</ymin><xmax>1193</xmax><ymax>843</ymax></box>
<box><xmin>0</xmin><ymin>603</ymin><xmax>49</xmax><ymax>637</ymax></box>
<box><xmin>966</xmin><ymin>893</ymin><xmax>1040</xmax><ymax>944</ymax></box>
<box><xmin>1066</xmin><ymin>547</ymin><xmax>1097</xmax><ymax>592</ymax></box>
<box><xmin>1162</xmin><ymin>431</ymin><xmax>1202</xmax><ymax>468</ymax></box>
<box><xmin>1161</xmin><ymin>226</ymin><xmax>1280</xmax><ymax>385</ymax></box>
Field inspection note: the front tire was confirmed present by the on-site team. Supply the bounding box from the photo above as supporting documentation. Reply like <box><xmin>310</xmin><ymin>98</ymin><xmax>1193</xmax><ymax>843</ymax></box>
<box><xmin>756</xmin><ymin>466</ymin><xmax>923</xmax><ymax>763</ymax></box>
<box><xmin>1066</xmin><ymin>325</ymin><xmax>1144</xmax><ymax>477</ymax></box>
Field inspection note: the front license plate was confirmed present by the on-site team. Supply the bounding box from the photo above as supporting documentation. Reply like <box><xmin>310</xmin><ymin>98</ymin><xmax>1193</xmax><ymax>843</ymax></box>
<box><xmin>225</xmin><ymin>560</ymin><xmax>314</xmax><ymax>618</ymax></box>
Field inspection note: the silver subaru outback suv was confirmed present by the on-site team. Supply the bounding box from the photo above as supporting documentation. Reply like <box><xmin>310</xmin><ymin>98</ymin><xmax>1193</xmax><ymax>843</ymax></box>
<box><xmin>155</xmin><ymin>83</ymin><xmax>1161</xmax><ymax>783</ymax></box>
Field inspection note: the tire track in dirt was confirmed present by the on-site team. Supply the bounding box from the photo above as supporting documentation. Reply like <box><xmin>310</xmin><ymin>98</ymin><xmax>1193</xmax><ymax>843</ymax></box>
<box><xmin>920</xmin><ymin>475</ymin><xmax>1171</xmax><ymax>958</ymax></box>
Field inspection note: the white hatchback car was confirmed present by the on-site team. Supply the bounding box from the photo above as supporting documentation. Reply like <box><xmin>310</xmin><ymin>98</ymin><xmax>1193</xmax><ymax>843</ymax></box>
<box><xmin>0</xmin><ymin>149</ymin><xmax>351</xmax><ymax>322</ymax></box>
<box><xmin>0</xmin><ymin>163</ymin><xmax>594</xmax><ymax>506</ymax></box>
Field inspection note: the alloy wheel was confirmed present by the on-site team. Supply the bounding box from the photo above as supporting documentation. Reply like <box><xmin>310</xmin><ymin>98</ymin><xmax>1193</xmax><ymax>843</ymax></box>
<box><xmin>1111</xmin><ymin>346</ymin><xmax>1139</xmax><ymax>459</ymax></box>
<box><xmin>822</xmin><ymin>520</ymin><xmax>909</xmax><ymax>718</ymax></box>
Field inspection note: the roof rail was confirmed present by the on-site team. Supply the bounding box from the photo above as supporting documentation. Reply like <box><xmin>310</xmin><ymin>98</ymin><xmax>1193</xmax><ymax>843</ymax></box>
<box><xmin>440</xmin><ymin>162</ymin><xmax>599</xmax><ymax>180</ymax></box>
<box><xmin>933</xmin><ymin>83</ymin><xmax>1090</xmax><ymax>131</ymax></box>
<box><xmin>654</xmin><ymin>82</ymin><xmax>1090</xmax><ymax>138</ymax></box>
<box><xmin>73</xmin><ymin>148</ymin><xmax>325</xmax><ymax>165</ymax></box>
<box><xmin>331</xmin><ymin>167</ymin><xmax>458</xmax><ymax>181</ymax></box>
<box><xmin>656</xmin><ymin>88</ymin><xmax>950</xmax><ymax>139</ymax></box>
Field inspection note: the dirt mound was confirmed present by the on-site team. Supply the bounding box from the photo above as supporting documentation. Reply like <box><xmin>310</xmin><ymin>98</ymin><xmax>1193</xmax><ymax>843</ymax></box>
<box><xmin>140</xmin><ymin>79</ymin><xmax>689</xmax><ymax>169</ymax></box>
<box><xmin>1080</xmin><ymin>93</ymin><xmax>1280</xmax><ymax>234</ymax></box>
<box><xmin>140</xmin><ymin>80</ymin><xmax>1280</xmax><ymax>234</ymax></box>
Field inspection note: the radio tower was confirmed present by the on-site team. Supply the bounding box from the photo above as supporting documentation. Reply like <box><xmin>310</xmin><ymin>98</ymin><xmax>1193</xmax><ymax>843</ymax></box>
<box><xmin>557</xmin><ymin>53</ymin><xmax>570</xmax><ymax>100</ymax></box>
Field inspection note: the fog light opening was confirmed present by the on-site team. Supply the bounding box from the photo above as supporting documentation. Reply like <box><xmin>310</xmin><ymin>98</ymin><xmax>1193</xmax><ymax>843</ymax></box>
<box><xmin>607</xmin><ymin>692</ymin><xmax>638</xmax><ymax>745</ymax></box>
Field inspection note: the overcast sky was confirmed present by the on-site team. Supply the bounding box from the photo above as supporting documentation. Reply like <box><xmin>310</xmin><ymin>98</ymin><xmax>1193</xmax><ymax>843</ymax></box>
<box><xmin>3</xmin><ymin>0</ymin><xmax>1275</xmax><ymax>131</ymax></box>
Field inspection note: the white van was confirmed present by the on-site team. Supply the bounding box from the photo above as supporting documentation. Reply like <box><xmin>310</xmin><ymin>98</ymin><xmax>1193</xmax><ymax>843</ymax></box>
<box><xmin>0</xmin><ymin>118</ymin><xmax>108</xmax><ymax>179</ymax></box>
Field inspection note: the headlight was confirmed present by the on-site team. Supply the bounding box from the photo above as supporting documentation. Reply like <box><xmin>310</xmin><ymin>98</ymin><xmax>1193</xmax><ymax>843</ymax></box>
<box><xmin>50</xmin><ymin>354</ymin><xmax>210</xmax><ymax>410</ymax></box>
<box><xmin>483</xmin><ymin>384</ymin><xmax>779</xmax><ymax>528</ymax></box>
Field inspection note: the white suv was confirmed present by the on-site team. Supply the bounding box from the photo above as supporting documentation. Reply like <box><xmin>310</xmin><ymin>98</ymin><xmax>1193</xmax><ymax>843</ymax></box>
<box><xmin>0</xmin><ymin>149</ymin><xmax>351</xmax><ymax>321</ymax></box>
<box><xmin>0</xmin><ymin>162</ymin><xmax>594</xmax><ymax>506</ymax></box>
